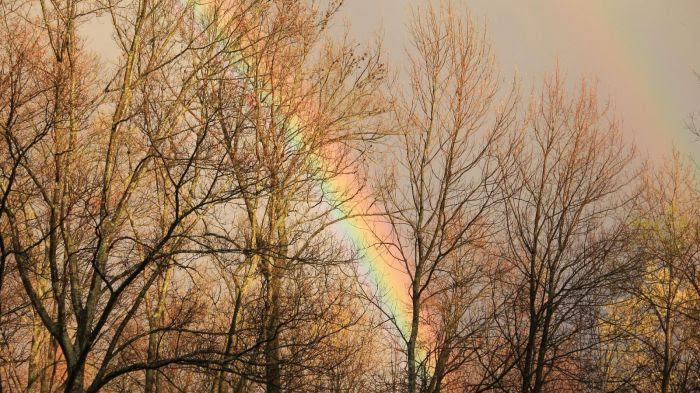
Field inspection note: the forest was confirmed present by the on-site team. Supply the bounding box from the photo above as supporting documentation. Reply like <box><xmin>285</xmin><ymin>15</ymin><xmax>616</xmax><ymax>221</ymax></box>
<box><xmin>0</xmin><ymin>0</ymin><xmax>698</xmax><ymax>392</ymax></box>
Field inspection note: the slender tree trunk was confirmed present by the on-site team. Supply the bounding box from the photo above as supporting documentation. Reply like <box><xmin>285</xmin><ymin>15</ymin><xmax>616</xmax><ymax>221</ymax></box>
<box><xmin>521</xmin><ymin>271</ymin><xmax>538</xmax><ymax>393</ymax></box>
<box><xmin>263</xmin><ymin>259</ymin><xmax>281</xmax><ymax>393</ymax></box>
<box><xmin>28</xmin><ymin>308</ymin><xmax>48</xmax><ymax>393</ymax></box>
<box><xmin>661</xmin><ymin>273</ymin><xmax>674</xmax><ymax>393</ymax></box>
<box><xmin>144</xmin><ymin>306</ymin><xmax>160</xmax><ymax>393</ymax></box>
<box><xmin>144</xmin><ymin>333</ymin><xmax>161</xmax><ymax>393</ymax></box>
<box><xmin>66</xmin><ymin>364</ymin><xmax>84</xmax><ymax>393</ymax></box>
<box><xmin>28</xmin><ymin>271</ymin><xmax>53</xmax><ymax>393</ymax></box>
<box><xmin>145</xmin><ymin>265</ymin><xmax>172</xmax><ymax>393</ymax></box>
<box><xmin>262</xmin><ymin>189</ymin><xmax>289</xmax><ymax>393</ymax></box>
<box><xmin>407</xmin><ymin>272</ymin><xmax>421</xmax><ymax>393</ymax></box>
<box><xmin>263</xmin><ymin>200</ymin><xmax>283</xmax><ymax>393</ymax></box>
<box><xmin>533</xmin><ymin>294</ymin><xmax>554</xmax><ymax>393</ymax></box>
<box><xmin>0</xmin><ymin>237</ymin><xmax>6</xmax><ymax>393</ymax></box>
<box><xmin>427</xmin><ymin>344</ymin><xmax>450</xmax><ymax>393</ymax></box>
<box><xmin>661</xmin><ymin>314</ymin><xmax>672</xmax><ymax>393</ymax></box>
<box><xmin>213</xmin><ymin>291</ymin><xmax>244</xmax><ymax>393</ymax></box>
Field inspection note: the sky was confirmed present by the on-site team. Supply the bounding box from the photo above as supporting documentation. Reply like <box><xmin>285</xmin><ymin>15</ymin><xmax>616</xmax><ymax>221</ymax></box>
<box><xmin>336</xmin><ymin>0</ymin><xmax>700</xmax><ymax>160</ymax></box>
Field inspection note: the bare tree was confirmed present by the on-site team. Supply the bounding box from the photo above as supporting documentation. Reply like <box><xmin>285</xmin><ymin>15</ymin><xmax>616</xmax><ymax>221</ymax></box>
<box><xmin>600</xmin><ymin>152</ymin><xmax>699</xmax><ymax>393</ymax></box>
<box><xmin>201</xmin><ymin>1</ymin><xmax>386</xmax><ymax>392</ymax></box>
<box><xmin>0</xmin><ymin>0</ymin><xmax>279</xmax><ymax>391</ymax></box>
<box><xmin>372</xmin><ymin>2</ymin><xmax>516</xmax><ymax>392</ymax></box>
<box><xmin>0</xmin><ymin>3</ymin><xmax>55</xmax><ymax>390</ymax></box>
<box><xmin>493</xmin><ymin>70</ymin><xmax>634</xmax><ymax>393</ymax></box>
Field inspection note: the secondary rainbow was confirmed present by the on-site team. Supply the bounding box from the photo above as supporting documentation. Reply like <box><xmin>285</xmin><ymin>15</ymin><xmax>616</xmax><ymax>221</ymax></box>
<box><xmin>546</xmin><ymin>2</ymin><xmax>698</xmax><ymax>158</ymax></box>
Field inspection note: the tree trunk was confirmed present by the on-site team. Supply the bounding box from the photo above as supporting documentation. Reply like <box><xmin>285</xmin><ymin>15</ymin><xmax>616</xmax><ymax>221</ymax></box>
<box><xmin>533</xmin><ymin>294</ymin><xmax>554</xmax><ymax>393</ymax></box>
<box><xmin>145</xmin><ymin>265</ymin><xmax>172</xmax><ymax>393</ymax></box>
<box><xmin>263</xmin><ymin>260</ymin><xmax>281</xmax><ymax>393</ymax></box>
<box><xmin>213</xmin><ymin>291</ymin><xmax>244</xmax><ymax>393</ymax></box>
<box><xmin>28</xmin><ymin>310</ymin><xmax>48</xmax><ymax>393</ymax></box>
<box><xmin>521</xmin><ymin>271</ymin><xmax>539</xmax><ymax>393</ymax></box>
<box><xmin>28</xmin><ymin>271</ymin><xmax>54</xmax><ymax>393</ymax></box>
<box><xmin>661</xmin><ymin>276</ymin><xmax>674</xmax><ymax>393</ymax></box>
<box><xmin>66</xmin><ymin>365</ymin><xmax>84</xmax><ymax>393</ymax></box>
<box><xmin>407</xmin><ymin>269</ymin><xmax>421</xmax><ymax>393</ymax></box>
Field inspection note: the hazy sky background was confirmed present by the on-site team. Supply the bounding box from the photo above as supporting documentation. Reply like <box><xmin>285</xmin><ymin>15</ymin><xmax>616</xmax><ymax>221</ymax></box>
<box><xmin>335</xmin><ymin>0</ymin><xmax>700</xmax><ymax>160</ymax></box>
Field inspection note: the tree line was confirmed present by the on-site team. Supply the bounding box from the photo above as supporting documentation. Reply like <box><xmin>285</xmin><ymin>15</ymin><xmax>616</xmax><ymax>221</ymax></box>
<box><xmin>0</xmin><ymin>0</ymin><xmax>697</xmax><ymax>392</ymax></box>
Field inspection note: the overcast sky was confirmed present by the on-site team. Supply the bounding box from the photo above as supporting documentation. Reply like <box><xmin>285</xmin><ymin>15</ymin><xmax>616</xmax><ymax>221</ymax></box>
<box><xmin>336</xmin><ymin>0</ymin><xmax>700</xmax><ymax>160</ymax></box>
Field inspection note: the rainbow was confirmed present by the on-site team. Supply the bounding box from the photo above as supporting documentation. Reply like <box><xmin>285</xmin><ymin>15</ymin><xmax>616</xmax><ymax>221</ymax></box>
<box><xmin>172</xmin><ymin>0</ymin><xmax>698</xmax><ymax>380</ymax></box>
<box><xmin>181</xmin><ymin>0</ymin><xmax>422</xmax><ymax>355</ymax></box>
<box><xmin>545</xmin><ymin>2</ymin><xmax>698</xmax><ymax>159</ymax></box>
